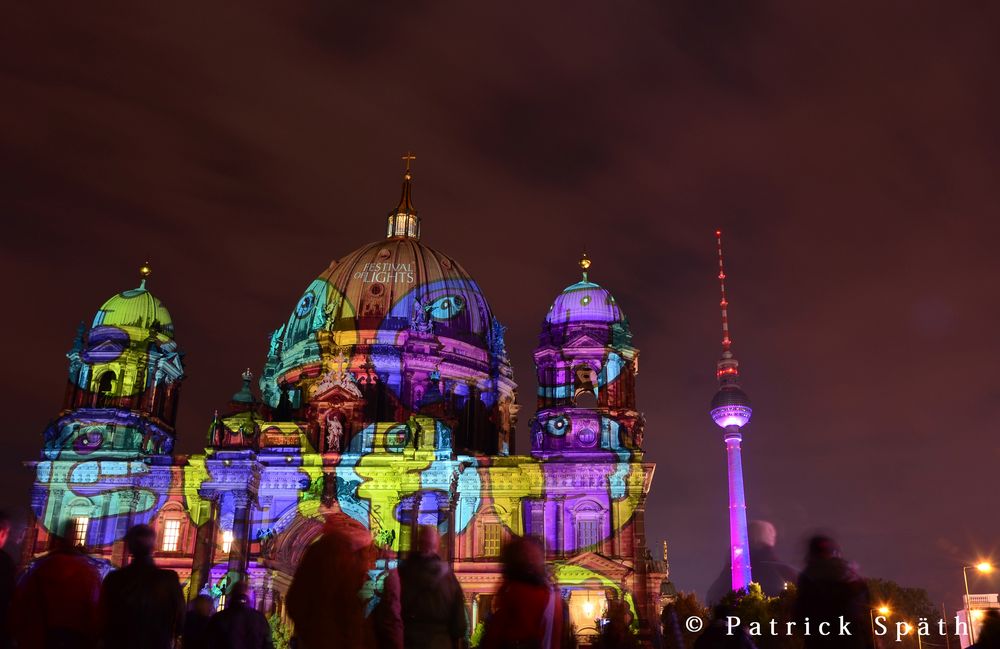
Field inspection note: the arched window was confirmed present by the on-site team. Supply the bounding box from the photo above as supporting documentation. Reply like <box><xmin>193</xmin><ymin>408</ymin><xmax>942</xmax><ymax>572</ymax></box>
<box><xmin>158</xmin><ymin>504</ymin><xmax>187</xmax><ymax>553</ymax></box>
<box><xmin>572</xmin><ymin>364</ymin><xmax>598</xmax><ymax>407</ymax></box>
<box><xmin>481</xmin><ymin>521</ymin><xmax>502</xmax><ymax>558</ymax></box>
<box><xmin>477</xmin><ymin>509</ymin><xmax>505</xmax><ymax>559</ymax></box>
<box><xmin>67</xmin><ymin>499</ymin><xmax>94</xmax><ymax>548</ymax></box>
<box><xmin>161</xmin><ymin>518</ymin><xmax>182</xmax><ymax>552</ymax></box>
<box><xmin>96</xmin><ymin>370</ymin><xmax>116</xmax><ymax>407</ymax></box>
<box><xmin>573</xmin><ymin>502</ymin><xmax>604</xmax><ymax>552</ymax></box>
<box><xmin>72</xmin><ymin>517</ymin><xmax>90</xmax><ymax>547</ymax></box>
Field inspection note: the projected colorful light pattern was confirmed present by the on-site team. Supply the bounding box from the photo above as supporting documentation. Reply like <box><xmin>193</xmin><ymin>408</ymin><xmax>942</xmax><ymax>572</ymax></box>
<box><xmin>25</xmin><ymin>177</ymin><xmax>660</xmax><ymax>638</ymax></box>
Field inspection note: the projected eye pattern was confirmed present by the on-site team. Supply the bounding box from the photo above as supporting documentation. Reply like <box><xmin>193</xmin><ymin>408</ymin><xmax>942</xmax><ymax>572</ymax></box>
<box><xmin>28</xmin><ymin>245</ymin><xmax>651</xmax><ymax>630</ymax></box>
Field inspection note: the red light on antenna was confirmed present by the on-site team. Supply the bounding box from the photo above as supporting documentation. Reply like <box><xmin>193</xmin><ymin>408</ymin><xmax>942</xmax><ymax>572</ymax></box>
<box><xmin>715</xmin><ymin>230</ymin><xmax>721</xmax><ymax>237</ymax></box>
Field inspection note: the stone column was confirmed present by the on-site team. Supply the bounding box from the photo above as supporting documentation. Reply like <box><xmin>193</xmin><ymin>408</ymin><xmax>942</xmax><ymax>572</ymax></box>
<box><xmin>19</xmin><ymin>507</ymin><xmax>40</xmax><ymax>566</ymax></box>
<box><xmin>227</xmin><ymin>491</ymin><xmax>254</xmax><ymax>585</ymax></box>
<box><xmin>611</xmin><ymin>500</ymin><xmax>621</xmax><ymax>558</ymax></box>
<box><xmin>632</xmin><ymin>495</ymin><xmax>653</xmax><ymax>639</ymax></box>
<box><xmin>446</xmin><ymin>475</ymin><xmax>458</xmax><ymax>562</ymax></box>
<box><xmin>555</xmin><ymin>496</ymin><xmax>565</xmax><ymax>559</ymax></box>
<box><xmin>187</xmin><ymin>496</ymin><xmax>219</xmax><ymax>602</ymax></box>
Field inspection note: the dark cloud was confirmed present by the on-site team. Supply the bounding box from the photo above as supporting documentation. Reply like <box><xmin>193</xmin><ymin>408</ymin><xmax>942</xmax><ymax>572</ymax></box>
<box><xmin>2</xmin><ymin>0</ymin><xmax>999</xmax><ymax>607</ymax></box>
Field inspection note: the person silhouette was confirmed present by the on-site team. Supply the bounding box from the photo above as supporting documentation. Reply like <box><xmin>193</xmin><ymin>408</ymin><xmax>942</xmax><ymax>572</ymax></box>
<box><xmin>707</xmin><ymin>520</ymin><xmax>798</xmax><ymax>603</ymax></box>
<box><xmin>0</xmin><ymin>512</ymin><xmax>16</xmax><ymax>649</ymax></box>
<box><xmin>98</xmin><ymin>524</ymin><xmax>185</xmax><ymax>649</ymax></box>
<box><xmin>11</xmin><ymin>519</ymin><xmax>102</xmax><ymax>648</ymax></box>
<box><xmin>481</xmin><ymin>536</ymin><xmax>564</xmax><ymax>649</ymax></box>
<box><xmin>207</xmin><ymin>581</ymin><xmax>274</xmax><ymax>649</ymax></box>
<box><xmin>794</xmin><ymin>535</ymin><xmax>872</xmax><ymax>649</ymax></box>
<box><xmin>397</xmin><ymin>525</ymin><xmax>467</xmax><ymax>649</ymax></box>
<box><xmin>286</xmin><ymin>510</ymin><xmax>401</xmax><ymax>649</ymax></box>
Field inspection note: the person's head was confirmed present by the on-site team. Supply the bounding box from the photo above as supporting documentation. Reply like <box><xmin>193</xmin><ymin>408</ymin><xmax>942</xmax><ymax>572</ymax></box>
<box><xmin>500</xmin><ymin>535</ymin><xmax>546</xmax><ymax>585</ymax></box>
<box><xmin>806</xmin><ymin>535</ymin><xmax>840</xmax><ymax>562</ymax></box>
<box><xmin>229</xmin><ymin>581</ymin><xmax>250</xmax><ymax>607</ymax></box>
<box><xmin>323</xmin><ymin>511</ymin><xmax>373</xmax><ymax>550</ymax></box>
<box><xmin>125</xmin><ymin>524</ymin><xmax>156</xmax><ymax>560</ymax></box>
<box><xmin>415</xmin><ymin>525</ymin><xmax>440</xmax><ymax>556</ymax></box>
<box><xmin>193</xmin><ymin>594</ymin><xmax>214</xmax><ymax>617</ymax></box>
<box><xmin>0</xmin><ymin>512</ymin><xmax>11</xmax><ymax>548</ymax></box>
<box><xmin>50</xmin><ymin>518</ymin><xmax>83</xmax><ymax>552</ymax></box>
<box><xmin>978</xmin><ymin>610</ymin><xmax>1000</xmax><ymax>644</ymax></box>
<box><xmin>748</xmin><ymin>520</ymin><xmax>777</xmax><ymax>550</ymax></box>
<box><xmin>712</xmin><ymin>603</ymin><xmax>736</xmax><ymax>620</ymax></box>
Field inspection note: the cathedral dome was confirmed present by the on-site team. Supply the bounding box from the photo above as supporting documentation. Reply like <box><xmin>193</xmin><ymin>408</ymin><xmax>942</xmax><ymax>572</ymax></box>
<box><xmin>545</xmin><ymin>279</ymin><xmax>624</xmax><ymax>325</ymax></box>
<box><xmin>276</xmin><ymin>237</ymin><xmax>495</xmax><ymax>365</ymax></box>
<box><xmin>262</xmin><ymin>168</ymin><xmax>516</xmax><ymax>436</ymax></box>
<box><xmin>91</xmin><ymin>278</ymin><xmax>174</xmax><ymax>337</ymax></box>
<box><xmin>322</xmin><ymin>237</ymin><xmax>490</xmax><ymax>337</ymax></box>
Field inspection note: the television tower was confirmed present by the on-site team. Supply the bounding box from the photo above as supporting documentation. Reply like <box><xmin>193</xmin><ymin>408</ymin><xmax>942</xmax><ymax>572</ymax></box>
<box><xmin>710</xmin><ymin>230</ymin><xmax>753</xmax><ymax>592</ymax></box>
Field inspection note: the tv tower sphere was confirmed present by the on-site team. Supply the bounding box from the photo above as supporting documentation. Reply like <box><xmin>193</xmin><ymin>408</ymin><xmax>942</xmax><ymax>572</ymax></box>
<box><xmin>711</xmin><ymin>383</ymin><xmax>752</xmax><ymax>430</ymax></box>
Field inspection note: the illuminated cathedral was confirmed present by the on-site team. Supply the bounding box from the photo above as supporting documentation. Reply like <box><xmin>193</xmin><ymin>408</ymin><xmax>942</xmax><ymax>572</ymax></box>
<box><xmin>24</xmin><ymin>164</ymin><xmax>667</xmax><ymax>643</ymax></box>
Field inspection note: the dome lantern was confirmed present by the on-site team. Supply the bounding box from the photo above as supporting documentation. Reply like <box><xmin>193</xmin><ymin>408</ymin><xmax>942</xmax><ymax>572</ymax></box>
<box><xmin>386</xmin><ymin>152</ymin><xmax>420</xmax><ymax>240</ymax></box>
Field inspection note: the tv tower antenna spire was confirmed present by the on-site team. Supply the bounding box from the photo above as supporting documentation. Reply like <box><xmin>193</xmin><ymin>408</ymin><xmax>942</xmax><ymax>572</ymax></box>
<box><xmin>717</xmin><ymin>229</ymin><xmax>732</xmax><ymax>354</ymax></box>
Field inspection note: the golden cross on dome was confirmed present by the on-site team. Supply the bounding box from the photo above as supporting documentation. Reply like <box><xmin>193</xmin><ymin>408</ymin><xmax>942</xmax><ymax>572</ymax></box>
<box><xmin>401</xmin><ymin>152</ymin><xmax>416</xmax><ymax>175</ymax></box>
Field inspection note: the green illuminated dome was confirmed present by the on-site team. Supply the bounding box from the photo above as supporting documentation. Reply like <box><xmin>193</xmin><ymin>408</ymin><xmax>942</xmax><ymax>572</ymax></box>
<box><xmin>91</xmin><ymin>272</ymin><xmax>174</xmax><ymax>337</ymax></box>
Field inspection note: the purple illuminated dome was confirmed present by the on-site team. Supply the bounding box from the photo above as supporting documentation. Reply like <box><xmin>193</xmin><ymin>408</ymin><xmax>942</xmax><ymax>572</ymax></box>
<box><xmin>711</xmin><ymin>384</ymin><xmax>752</xmax><ymax>429</ymax></box>
<box><xmin>545</xmin><ymin>281</ymin><xmax>623</xmax><ymax>325</ymax></box>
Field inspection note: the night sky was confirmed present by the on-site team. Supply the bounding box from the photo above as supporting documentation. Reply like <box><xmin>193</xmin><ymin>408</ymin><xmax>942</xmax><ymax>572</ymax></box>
<box><xmin>3</xmin><ymin>2</ymin><xmax>1000</xmax><ymax>607</ymax></box>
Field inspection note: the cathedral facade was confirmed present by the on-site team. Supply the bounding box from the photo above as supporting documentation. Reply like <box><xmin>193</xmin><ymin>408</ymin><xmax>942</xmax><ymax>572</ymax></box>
<box><xmin>24</xmin><ymin>169</ymin><xmax>666</xmax><ymax>643</ymax></box>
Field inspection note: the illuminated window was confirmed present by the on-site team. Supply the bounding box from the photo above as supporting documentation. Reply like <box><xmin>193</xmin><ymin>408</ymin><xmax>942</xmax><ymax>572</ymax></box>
<box><xmin>162</xmin><ymin>519</ymin><xmax>181</xmax><ymax>552</ymax></box>
<box><xmin>217</xmin><ymin>593</ymin><xmax>226</xmax><ymax>612</ymax></box>
<box><xmin>73</xmin><ymin>517</ymin><xmax>89</xmax><ymax>546</ymax></box>
<box><xmin>576</xmin><ymin>517</ymin><xmax>600</xmax><ymax>551</ymax></box>
<box><xmin>222</xmin><ymin>530</ymin><xmax>233</xmax><ymax>553</ymax></box>
<box><xmin>481</xmin><ymin>522</ymin><xmax>502</xmax><ymax>558</ymax></box>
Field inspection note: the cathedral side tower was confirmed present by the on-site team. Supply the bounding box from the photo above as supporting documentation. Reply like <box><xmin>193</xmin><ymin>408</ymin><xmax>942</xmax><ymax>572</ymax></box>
<box><xmin>532</xmin><ymin>254</ymin><xmax>642</xmax><ymax>459</ymax></box>
<box><xmin>28</xmin><ymin>264</ymin><xmax>185</xmax><ymax>558</ymax></box>
<box><xmin>528</xmin><ymin>256</ymin><xmax>662</xmax><ymax>638</ymax></box>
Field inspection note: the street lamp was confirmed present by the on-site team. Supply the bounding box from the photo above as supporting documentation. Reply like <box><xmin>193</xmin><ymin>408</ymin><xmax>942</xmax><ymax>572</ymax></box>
<box><xmin>871</xmin><ymin>606</ymin><xmax>891</xmax><ymax>648</ymax></box>
<box><xmin>963</xmin><ymin>562</ymin><xmax>994</xmax><ymax>645</ymax></box>
<box><xmin>902</xmin><ymin>622</ymin><xmax>922</xmax><ymax>649</ymax></box>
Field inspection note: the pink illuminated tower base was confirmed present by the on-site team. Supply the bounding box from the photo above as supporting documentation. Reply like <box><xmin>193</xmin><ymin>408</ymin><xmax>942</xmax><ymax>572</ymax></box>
<box><xmin>725</xmin><ymin>430</ymin><xmax>751</xmax><ymax>589</ymax></box>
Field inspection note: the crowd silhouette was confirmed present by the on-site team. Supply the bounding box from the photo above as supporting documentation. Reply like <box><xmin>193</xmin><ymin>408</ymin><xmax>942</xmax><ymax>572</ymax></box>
<box><xmin>0</xmin><ymin>513</ymin><xmax>962</xmax><ymax>649</ymax></box>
